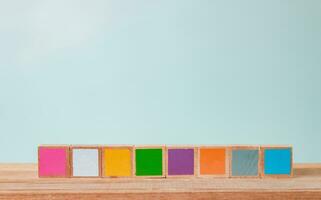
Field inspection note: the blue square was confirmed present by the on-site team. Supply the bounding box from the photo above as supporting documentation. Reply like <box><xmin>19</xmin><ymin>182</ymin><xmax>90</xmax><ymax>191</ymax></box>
<box><xmin>264</xmin><ymin>148</ymin><xmax>291</xmax><ymax>175</ymax></box>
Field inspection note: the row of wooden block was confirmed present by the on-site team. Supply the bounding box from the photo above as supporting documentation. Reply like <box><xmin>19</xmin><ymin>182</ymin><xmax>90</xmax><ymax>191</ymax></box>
<box><xmin>38</xmin><ymin>145</ymin><xmax>293</xmax><ymax>178</ymax></box>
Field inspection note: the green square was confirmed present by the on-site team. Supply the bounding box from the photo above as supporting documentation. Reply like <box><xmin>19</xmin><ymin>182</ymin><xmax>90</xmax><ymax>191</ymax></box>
<box><xmin>135</xmin><ymin>148</ymin><xmax>163</xmax><ymax>176</ymax></box>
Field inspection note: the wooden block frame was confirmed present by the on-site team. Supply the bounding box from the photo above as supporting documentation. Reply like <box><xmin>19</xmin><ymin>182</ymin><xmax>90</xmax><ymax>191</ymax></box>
<box><xmin>260</xmin><ymin>145</ymin><xmax>293</xmax><ymax>178</ymax></box>
<box><xmin>133</xmin><ymin>145</ymin><xmax>166</xmax><ymax>178</ymax></box>
<box><xmin>197</xmin><ymin>146</ymin><xmax>230</xmax><ymax>178</ymax></box>
<box><xmin>165</xmin><ymin>146</ymin><xmax>198</xmax><ymax>178</ymax></box>
<box><xmin>101</xmin><ymin>145</ymin><xmax>134</xmax><ymax>178</ymax></box>
<box><xmin>229</xmin><ymin>146</ymin><xmax>261</xmax><ymax>178</ymax></box>
<box><xmin>38</xmin><ymin>145</ymin><xmax>71</xmax><ymax>178</ymax></box>
<box><xmin>70</xmin><ymin>145</ymin><xmax>102</xmax><ymax>178</ymax></box>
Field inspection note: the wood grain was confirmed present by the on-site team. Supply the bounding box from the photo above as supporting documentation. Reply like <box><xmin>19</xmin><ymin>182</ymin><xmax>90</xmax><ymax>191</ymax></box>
<box><xmin>0</xmin><ymin>163</ymin><xmax>320</xmax><ymax>199</ymax></box>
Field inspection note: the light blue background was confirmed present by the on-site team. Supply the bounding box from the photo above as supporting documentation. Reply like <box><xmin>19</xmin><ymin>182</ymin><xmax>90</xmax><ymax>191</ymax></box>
<box><xmin>0</xmin><ymin>0</ymin><xmax>320</xmax><ymax>163</ymax></box>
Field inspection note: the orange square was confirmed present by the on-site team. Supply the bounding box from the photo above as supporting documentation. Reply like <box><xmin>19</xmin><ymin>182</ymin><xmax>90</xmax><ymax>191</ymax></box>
<box><xmin>200</xmin><ymin>148</ymin><xmax>226</xmax><ymax>175</ymax></box>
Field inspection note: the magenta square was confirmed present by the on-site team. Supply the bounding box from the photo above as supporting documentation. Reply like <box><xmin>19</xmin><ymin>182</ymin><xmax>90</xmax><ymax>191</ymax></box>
<box><xmin>168</xmin><ymin>149</ymin><xmax>194</xmax><ymax>175</ymax></box>
<box><xmin>38</xmin><ymin>147</ymin><xmax>68</xmax><ymax>177</ymax></box>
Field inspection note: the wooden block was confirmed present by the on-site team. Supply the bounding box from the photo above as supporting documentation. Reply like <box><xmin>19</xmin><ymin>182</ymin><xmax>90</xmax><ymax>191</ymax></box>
<box><xmin>166</xmin><ymin>146</ymin><xmax>198</xmax><ymax>178</ymax></box>
<box><xmin>230</xmin><ymin>146</ymin><xmax>261</xmax><ymax>178</ymax></box>
<box><xmin>70</xmin><ymin>145</ymin><xmax>102</xmax><ymax>177</ymax></box>
<box><xmin>198</xmin><ymin>146</ymin><xmax>230</xmax><ymax>177</ymax></box>
<box><xmin>101</xmin><ymin>145</ymin><xmax>134</xmax><ymax>178</ymax></box>
<box><xmin>134</xmin><ymin>146</ymin><xmax>165</xmax><ymax>178</ymax></box>
<box><xmin>260</xmin><ymin>145</ymin><xmax>293</xmax><ymax>178</ymax></box>
<box><xmin>38</xmin><ymin>145</ymin><xmax>70</xmax><ymax>178</ymax></box>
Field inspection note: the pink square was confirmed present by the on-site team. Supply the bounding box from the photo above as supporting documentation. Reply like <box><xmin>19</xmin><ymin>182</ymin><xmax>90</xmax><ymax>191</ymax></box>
<box><xmin>39</xmin><ymin>147</ymin><xmax>68</xmax><ymax>177</ymax></box>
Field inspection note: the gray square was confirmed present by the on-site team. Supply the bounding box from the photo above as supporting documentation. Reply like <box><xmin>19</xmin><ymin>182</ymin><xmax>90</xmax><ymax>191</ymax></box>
<box><xmin>232</xmin><ymin>149</ymin><xmax>259</xmax><ymax>176</ymax></box>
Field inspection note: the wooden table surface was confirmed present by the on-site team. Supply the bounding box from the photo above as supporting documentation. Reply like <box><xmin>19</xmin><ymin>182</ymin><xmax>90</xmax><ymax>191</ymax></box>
<box><xmin>0</xmin><ymin>163</ymin><xmax>320</xmax><ymax>199</ymax></box>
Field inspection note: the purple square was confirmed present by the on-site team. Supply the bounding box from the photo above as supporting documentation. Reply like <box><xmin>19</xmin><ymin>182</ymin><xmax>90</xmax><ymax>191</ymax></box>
<box><xmin>168</xmin><ymin>149</ymin><xmax>194</xmax><ymax>175</ymax></box>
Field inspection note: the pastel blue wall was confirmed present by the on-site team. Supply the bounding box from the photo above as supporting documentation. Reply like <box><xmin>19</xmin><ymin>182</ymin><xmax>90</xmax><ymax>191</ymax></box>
<box><xmin>0</xmin><ymin>0</ymin><xmax>320</xmax><ymax>162</ymax></box>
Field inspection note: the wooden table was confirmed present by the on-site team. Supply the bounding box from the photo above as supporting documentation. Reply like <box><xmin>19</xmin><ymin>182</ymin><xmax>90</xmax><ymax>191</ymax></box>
<box><xmin>0</xmin><ymin>163</ymin><xmax>320</xmax><ymax>199</ymax></box>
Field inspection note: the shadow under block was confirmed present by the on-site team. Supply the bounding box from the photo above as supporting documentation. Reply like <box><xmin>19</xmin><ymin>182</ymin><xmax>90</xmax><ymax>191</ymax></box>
<box><xmin>199</xmin><ymin>146</ymin><xmax>229</xmax><ymax>177</ymax></box>
<box><xmin>102</xmin><ymin>146</ymin><xmax>133</xmax><ymax>177</ymax></box>
<box><xmin>70</xmin><ymin>146</ymin><xmax>101</xmax><ymax>177</ymax></box>
<box><xmin>230</xmin><ymin>146</ymin><xmax>260</xmax><ymax>178</ymax></box>
<box><xmin>38</xmin><ymin>145</ymin><xmax>70</xmax><ymax>178</ymax></box>
<box><xmin>134</xmin><ymin>147</ymin><xmax>165</xmax><ymax>177</ymax></box>
<box><xmin>166</xmin><ymin>147</ymin><xmax>197</xmax><ymax>177</ymax></box>
<box><xmin>261</xmin><ymin>146</ymin><xmax>293</xmax><ymax>177</ymax></box>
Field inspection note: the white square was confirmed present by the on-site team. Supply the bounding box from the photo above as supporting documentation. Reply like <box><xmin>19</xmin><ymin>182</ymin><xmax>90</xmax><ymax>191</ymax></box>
<box><xmin>72</xmin><ymin>149</ymin><xmax>99</xmax><ymax>177</ymax></box>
